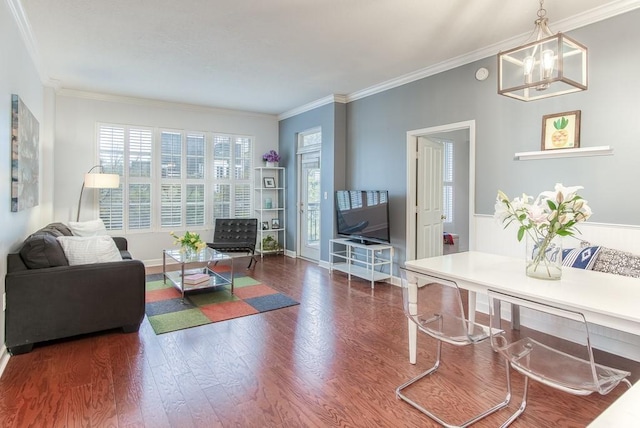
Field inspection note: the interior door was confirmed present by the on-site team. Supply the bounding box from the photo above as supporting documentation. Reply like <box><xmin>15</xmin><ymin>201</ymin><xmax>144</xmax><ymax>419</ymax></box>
<box><xmin>298</xmin><ymin>150</ymin><xmax>321</xmax><ymax>261</ymax></box>
<box><xmin>416</xmin><ymin>137</ymin><xmax>444</xmax><ymax>258</ymax></box>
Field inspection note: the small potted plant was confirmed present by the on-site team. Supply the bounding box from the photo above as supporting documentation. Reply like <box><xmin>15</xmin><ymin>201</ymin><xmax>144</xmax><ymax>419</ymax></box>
<box><xmin>261</xmin><ymin>235</ymin><xmax>281</xmax><ymax>252</ymax></box>
<box><xmin>262</xmin><ymin>150</ymin><xmax>281</xmax><ymax>167</ymax></box>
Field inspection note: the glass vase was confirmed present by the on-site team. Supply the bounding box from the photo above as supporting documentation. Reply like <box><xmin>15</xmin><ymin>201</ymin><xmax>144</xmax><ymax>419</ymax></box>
<box><xmin>526</xmin><ymin>234</ymin><xmax>562</xmax><ymax>280</ymax></box>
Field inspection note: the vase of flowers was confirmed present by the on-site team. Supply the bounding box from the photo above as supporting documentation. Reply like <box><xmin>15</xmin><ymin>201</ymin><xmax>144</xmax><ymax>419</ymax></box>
<box><xmin>494</xmin><ymin>183</ymin><xmax>592</xmax><ymax>280</ymax></box>
<box><xmin>263</xmin><ymin>150</ymin><xmax>280</xmax><ymax>167</ymax></box>
<box><xmin>170</xmin><ymin>231</ymin><xmax>207</xmax><ymax>259</ymax></box>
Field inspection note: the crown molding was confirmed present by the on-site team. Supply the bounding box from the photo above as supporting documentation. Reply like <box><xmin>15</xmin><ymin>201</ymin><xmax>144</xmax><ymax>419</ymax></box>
<box><xmin>6</xmin><ymin>0</ymin><xmax>46</xmax><ymax>82</ymax></box>
<box><xmin>56</xmin><ymin>88</ymin><xmax>278</xmax><ymax>119</ymax></box>
<box><xmin>278</xmin><ymin>94</ymin><xmax>347</xmax><ymax>120</ymax></box>
<box><xmin>283</xmin><ymin>0</ymin><xmax>640</xmax><ymax>117</ymax></box>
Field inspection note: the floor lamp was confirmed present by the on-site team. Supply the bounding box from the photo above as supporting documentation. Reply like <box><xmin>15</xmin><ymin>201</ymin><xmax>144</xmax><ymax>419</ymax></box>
<box><xmin>76</xmin><ymin>165</ymin><xmax>120</xmax><ymax>222</ymax></box>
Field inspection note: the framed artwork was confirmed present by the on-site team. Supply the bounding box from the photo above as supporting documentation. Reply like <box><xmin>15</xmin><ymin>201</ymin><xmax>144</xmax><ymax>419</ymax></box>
<box><xmin>541</xmin><ymin>110</ymin><xmax>581</xmax><ymax>151</ymax></box>
<box><xmin>11</xmin><ymin>94</ymin><xmax>40</xmax><ymax>212</ymax></box>
<box><xmin>271</xmin><ymin>218</ymin><xmax>280</xmax><ymax>229</ymax></box>
<box><xmin>263</xmin><ymin>177</ymin><xmax>276</xmax><ymax>188</ymax></box>
<box><xmin>262</xmin><ymin>221</ymin><xmax>270</xmax><ymax>230</ymax></box>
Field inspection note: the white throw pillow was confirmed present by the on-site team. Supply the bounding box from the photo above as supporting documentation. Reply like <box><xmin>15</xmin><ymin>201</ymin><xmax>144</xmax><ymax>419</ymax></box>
<box><xmin>67</xmin><ymin>219</ymin><xmax>108</xmax><ymax>237</ymax></box>
<box><xmin>57</xmin><ymin>235</ymin><xmax>122</xmax><ymax>265</ymax></box>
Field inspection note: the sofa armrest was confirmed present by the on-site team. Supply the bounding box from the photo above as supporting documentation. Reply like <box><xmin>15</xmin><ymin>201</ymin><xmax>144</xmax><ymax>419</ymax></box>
<box><xmin>112</xmin><ymin>236</ymin><xmax>128</xmax><ymax>251</ymax></box>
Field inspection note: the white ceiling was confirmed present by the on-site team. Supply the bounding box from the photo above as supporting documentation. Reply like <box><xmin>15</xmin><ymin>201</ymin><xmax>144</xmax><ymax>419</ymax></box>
<box><xmin>16</xmin><ymin>0</ymin><xmax>640</xmax><ymax>116</ymax></box>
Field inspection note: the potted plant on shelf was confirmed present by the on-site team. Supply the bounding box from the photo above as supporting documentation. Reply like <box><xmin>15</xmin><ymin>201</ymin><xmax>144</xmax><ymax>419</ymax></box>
<box><xmin>262</xmin><ymin>235</ymin><xmax>281</xmax><ymax>252</ymax></box>
<box><xmin>263</xmin><ymin>150</ymin><xmax>281</xmax><ymax>167</ymax></box>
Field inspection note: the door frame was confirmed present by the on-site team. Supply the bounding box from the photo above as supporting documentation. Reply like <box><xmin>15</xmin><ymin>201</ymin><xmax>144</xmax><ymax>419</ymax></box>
<box><xmin>405</xmin><ymin>120</ymin><xmax>476</xmax><ymax>261</ymax></box>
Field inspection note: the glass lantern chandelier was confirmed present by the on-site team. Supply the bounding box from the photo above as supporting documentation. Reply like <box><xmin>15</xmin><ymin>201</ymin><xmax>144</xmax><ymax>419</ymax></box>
<box><xmin>498</xmin><ymin>0</ymin><xmax>588</xmax><ymax>101</ymax></box>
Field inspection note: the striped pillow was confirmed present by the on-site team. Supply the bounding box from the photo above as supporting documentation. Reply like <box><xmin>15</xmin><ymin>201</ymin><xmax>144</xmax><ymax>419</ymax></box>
<box><xmin>562</xmin><ymin>246</ymin><xmax>601</xmax><ymax>270</ymax></box>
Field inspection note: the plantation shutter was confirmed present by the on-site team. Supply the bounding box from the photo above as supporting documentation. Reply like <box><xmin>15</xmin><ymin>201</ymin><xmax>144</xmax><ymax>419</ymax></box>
<box><xmin>98</xmin><ymin>125</ymin><xmax>125</xmax><ymax>230</ymax></box>
<box><xmin>161</xmin><ymin>131</ymin><xmax>182</xmax><ymax>227</ymax></box>
<box><xmin>128</xmin><ymin>128</ymin><xmax>152</xmax><ymax>229</ymax></box>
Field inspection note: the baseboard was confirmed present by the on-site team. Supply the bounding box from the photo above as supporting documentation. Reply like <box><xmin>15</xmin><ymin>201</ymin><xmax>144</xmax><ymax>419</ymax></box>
<box><xmin>0</xmin><ymin>345</ymin><xmax>10</xmax><ymax>378</ymax></box>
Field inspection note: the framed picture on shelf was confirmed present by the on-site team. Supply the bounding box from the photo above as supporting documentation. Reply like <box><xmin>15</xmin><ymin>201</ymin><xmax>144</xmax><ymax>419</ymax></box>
<box><xmin>262</xmin><ymin>221</ymin><xmax>269</xmax><ymax>230</ymax></box>
<box><xmin>263</xmin><ymin>177</ymin><xmax>276</xmax><ymax>188</ymax></box>
<box><xmin>271</xmin><ymin>218</ymin><xmax>280</xmax><ymax>229</ymax></box>
<box><xmin>541</xmin><ymin>110</ymin><xmax>581</xmax><ymax>151</ymax></box>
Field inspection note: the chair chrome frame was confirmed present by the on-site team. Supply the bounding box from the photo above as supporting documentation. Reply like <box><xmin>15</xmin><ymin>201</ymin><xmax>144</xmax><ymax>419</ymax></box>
<box><xmin>488</xmin><ymin>289</ymin><xmax>632</xmax><ymax>428</ymax></box>
<box><xmin>396</xmin><ymin>269</ymin><xmax>511</xmax><ymax>427</ymax></box>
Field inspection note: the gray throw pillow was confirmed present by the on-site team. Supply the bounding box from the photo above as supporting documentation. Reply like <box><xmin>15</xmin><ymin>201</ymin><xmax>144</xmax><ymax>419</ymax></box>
<box><xmin>20</xmin><ymin>232</ymin><xmax>69</xmax><ymax>269</ymax></box>
<box><xmin>592</xmin><ymin>247</ymin><xmax>640</xmax><ymax>278</ymax></box>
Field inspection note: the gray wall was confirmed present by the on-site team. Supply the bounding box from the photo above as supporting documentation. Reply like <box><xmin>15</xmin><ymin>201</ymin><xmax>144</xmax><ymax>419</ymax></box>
<box><xmin>280</xmin><ymin>9</ymin><xmax>640</xmax><ymax>263</ymax></box>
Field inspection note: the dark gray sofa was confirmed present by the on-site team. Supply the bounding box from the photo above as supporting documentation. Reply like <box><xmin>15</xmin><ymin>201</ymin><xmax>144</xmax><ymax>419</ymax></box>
<box><xmin>5</xmin><ymin>223</ymin><xmax>145</xmax><ymax>355</ymax></box>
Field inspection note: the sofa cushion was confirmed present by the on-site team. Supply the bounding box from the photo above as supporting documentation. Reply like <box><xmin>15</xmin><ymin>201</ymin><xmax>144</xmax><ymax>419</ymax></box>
<box><xmin>57</xmin><ymin>235</ymin><xmax>123</xmax><ymax>265</ymax></box>
<box><xmin>20</xmin><ymin>233</ymin><xmax>69</xmax><ymax>269</ymax></box>
<box><xmin>562</xmin><ymin>246</ymin><xmax>601</xmax><ymax>270</ymax></box>
<box><xmin>591</xmin><ymin>247</ymin><xmax>640</xmax><ymax>278</ymax></box>
<box><xmin>67</xmin><ymin>219</ymin><xmax>108</xmax><ymax>237</ymax></box>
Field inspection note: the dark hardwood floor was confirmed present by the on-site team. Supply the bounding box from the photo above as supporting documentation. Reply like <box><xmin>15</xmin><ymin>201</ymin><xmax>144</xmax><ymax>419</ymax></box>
<box><xmin>0</xmin><ymin>256</ymin><xmax>637</xmax><ymax>427</ymax></box>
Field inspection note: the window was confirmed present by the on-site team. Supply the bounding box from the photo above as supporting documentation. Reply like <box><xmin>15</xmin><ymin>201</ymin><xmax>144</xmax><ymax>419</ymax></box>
<box><xmin>97</xmin><ymin>123</ymin><xmax>252</xmax><ymax>232</ymax></box>
<box><xmin>443</xmin><ymin>140</ymin><xmax>454</xmax><ymax>224</ymax></box>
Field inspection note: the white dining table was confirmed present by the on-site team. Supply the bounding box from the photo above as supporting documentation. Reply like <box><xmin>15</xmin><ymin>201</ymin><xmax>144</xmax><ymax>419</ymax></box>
<box><xmin>404</xmin><ymin>251</ymin><xmax>640</xmax><ymax>426</ymax></box>
<box><xmin>404</xmin><ymin>251</ymin><xmax>640</xmax><ymax>364</ymax></box>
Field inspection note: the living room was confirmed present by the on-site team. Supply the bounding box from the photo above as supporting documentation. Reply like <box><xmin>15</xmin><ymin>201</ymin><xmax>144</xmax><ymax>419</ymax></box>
<box><xmin>2</xmin><ymin>0</ymin><xmax>640</xmax><ymax>426</ymax></box>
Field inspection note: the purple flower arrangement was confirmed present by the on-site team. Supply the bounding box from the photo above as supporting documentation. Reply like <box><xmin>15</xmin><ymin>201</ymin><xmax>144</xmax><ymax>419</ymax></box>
<box><xmin>262</xmin><ymin>150</ymin><xmax>281</xmax><ymax>163</ymax></box>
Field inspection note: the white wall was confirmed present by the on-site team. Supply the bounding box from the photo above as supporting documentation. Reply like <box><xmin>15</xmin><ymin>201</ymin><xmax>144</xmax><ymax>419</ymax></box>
<box><xmin>54</xmin><ymin>91</ymin><xmax>279</xmax><ymax>263</ymax></box>
<box><xmin>1</xmin><ymin>1</ymin><xmax>51</xmax><ymax>369</ymax></box>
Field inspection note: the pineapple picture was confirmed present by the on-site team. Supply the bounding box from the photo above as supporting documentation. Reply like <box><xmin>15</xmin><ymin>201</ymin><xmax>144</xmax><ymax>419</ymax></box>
<box><xmin>551</xmin><ymin>117</ymin><xmax>569</xmax><ymax>147</ymax></box>
<box><xmin>542</xmin><ymin>110</ymin><xmax>580</xmax><ymax>150</ymax></box>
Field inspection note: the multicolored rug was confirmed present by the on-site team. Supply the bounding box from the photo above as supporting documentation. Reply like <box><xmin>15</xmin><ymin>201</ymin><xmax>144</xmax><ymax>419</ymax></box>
<box><xmin>145</xmin><ymin>273</ymin><xmax>299</xmax><ymax>334</ymax></box>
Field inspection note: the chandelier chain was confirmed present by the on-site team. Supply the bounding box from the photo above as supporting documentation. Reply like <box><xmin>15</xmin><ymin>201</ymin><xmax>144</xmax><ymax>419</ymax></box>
<box><xmin>537</xmin><ymin>0</ymin><xmax>547</xmax><ymax>20</ymax></box>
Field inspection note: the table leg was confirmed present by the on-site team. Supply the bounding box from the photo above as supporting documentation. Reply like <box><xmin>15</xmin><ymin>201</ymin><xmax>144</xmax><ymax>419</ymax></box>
<box><xmin>492</xmin><ymin>298</ymin><xmax>501</xmax><ymax>329</ymax></box>
<box><xmin>409</xmin><ymin>318</ymin><xmax>417</xmax><ymax>364</ymax></box>
<box><xmin>512</xmin><ymin>304</ymin><xmax>520</xmax><ymax>329</ymax></box>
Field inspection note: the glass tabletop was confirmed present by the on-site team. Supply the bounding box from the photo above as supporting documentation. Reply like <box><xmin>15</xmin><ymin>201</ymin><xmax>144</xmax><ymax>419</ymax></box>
<box><xmin>164</xmin><ymin>247</ymin><xmax>231</xmax><ymax>263</ymax></box>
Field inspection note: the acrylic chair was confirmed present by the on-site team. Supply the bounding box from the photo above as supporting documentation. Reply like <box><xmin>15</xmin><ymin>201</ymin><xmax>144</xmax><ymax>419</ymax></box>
<box><xmin>396</xmin><ymin>268</ymin><xmax>511</xmax><ymax>427</ymax></box>
<box><xmin>487</xmin><ymin>290</ymin><xmax>632</xmax><ymax>427</ymax></box>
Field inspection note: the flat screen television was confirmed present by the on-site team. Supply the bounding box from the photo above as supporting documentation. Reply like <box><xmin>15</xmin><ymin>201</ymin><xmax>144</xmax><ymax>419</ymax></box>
<box><xmin>335</xmin><ymin>190</ymin><xmax>390</xmax><ymax>244</ymax></box>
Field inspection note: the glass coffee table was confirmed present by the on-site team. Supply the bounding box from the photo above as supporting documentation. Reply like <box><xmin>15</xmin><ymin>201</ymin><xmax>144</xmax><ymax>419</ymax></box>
<box><xmin>163</xmin><ymin>247</ymin><xmax>233</xmax><ymax>301</ymax></box>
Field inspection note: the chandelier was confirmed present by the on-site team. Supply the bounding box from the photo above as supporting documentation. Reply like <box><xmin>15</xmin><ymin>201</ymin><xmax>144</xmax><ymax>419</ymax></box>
<box><xmin>498</xmin><ymin>0</ymin><xmax>588</xmax><ymax>101</ymax></box>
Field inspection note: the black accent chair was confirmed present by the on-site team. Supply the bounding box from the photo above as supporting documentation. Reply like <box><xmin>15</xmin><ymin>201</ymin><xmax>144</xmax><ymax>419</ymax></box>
<box><xmin>207</xmin><ymin>218</ymin><xmax>258</xmax><ymax>268</ymax></box>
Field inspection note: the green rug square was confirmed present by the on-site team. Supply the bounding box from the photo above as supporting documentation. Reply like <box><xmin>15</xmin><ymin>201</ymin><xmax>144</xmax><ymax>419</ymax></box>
<box><xmin>188</xmin><ymin>289</ymin><xmax>238</xmax><ymax>306</ymax></box>
<box><xmin>233</xmin><ymin>276</ymin><xmax>261</xmax><ymax>287</ymax></box>
<box><xmin>146</xmin><ymin>280</ymin><xmax>173</xmax><ymax>291</ymax></box>
<box><xmin>148</xmin><ymin>308</ymin><xmax>210</xmax><ymax>334</ymax></box>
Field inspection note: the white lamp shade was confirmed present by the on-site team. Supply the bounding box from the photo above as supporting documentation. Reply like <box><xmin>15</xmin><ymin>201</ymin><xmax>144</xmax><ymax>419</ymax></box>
<box><xmin>84</xmin><ymin>172</ymin><xmax>120</xmax><ymax>188</ymax></box>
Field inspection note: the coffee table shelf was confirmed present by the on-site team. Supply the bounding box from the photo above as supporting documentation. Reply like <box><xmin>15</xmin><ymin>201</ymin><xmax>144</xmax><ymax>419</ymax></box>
<box><xmin>163</xmin><ymin>248</ymin><xmax>234</xmax><ymax>300</ymax></box>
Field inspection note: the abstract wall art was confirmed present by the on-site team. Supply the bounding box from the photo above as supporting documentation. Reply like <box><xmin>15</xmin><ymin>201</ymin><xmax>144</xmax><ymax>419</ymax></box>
<box><xmin>11</xmin><ymin>94</ymin><xmax>39</xmax><ymax>212</ymax></box>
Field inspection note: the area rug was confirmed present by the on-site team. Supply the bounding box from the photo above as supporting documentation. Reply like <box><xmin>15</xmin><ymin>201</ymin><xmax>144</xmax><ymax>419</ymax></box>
<box><xmin>145</xmin><ymin>273</ymin><xmax>299</xmax><ymax>334</ymax></box>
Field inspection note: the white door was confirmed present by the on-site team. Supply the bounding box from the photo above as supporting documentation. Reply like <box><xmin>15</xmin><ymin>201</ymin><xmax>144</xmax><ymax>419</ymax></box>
<box><xmin>416</xmin><ymin>137</ymin><xmax>444</xmax><ymax>259</ymax></box>
<box><xmin>298</xmin><ymin>150</ymin><xmax>321</xmax><ymax>261</ymax></box>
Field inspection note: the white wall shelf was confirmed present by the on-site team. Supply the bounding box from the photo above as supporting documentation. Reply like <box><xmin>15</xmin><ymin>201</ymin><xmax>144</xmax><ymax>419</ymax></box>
<box><xmin>329</xmin><ymin>238</ymin><xmax>394</xmax><ymax>289</ymax></box>
<box><xmin>514</xmin><ymin>146</ymin><xmax>613</xmax><ymax>161</ymax></box>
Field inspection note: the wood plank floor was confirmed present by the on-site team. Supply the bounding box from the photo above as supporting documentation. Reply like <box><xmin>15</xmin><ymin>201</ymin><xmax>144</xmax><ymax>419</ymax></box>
<box><xmin>0</xmin><ymin>256</ymin><xmax>637</xmax><ymax>427</ymax></box>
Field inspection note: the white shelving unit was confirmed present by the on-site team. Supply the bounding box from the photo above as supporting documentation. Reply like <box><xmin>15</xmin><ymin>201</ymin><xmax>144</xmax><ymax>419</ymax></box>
<box><xmin>255</xmin><ymin>167</ymin><xmax>285</xmax><ymax>256</ymax></box>
<box><xmin>329</xmin><ymin>238</ymin><xmax>394</xmax><ymax>289</ymax></box>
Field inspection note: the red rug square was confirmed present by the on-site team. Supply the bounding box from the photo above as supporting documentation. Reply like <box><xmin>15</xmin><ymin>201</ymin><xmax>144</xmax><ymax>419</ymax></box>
<box><xmin>233</xmin><ymin>284</ymin><xmax>279</xmax><ymax>300</ymax></box>
<box><xmin>146</xmin><ymin>287</ymin><xmax>181</xmax><ymax>302</ymax></box>
<box><xmin>200</xmin><ymin>300</ymin><xmax>259</xmax><ymax>322</ymax></box>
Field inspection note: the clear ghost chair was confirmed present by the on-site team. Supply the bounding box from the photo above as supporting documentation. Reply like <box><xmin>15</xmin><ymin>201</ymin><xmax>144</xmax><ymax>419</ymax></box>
<box><xmin>488</xmin><ymin>289</ymin><xmax>632</xmax><ymax>427</ymax></box>
<box><xmin>396</xmin><ymin>268</ymin><xmax>511</xmax><ymax>427</ymax></box>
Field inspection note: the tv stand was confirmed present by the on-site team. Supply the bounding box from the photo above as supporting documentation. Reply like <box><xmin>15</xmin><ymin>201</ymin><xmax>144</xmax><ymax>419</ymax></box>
<box><xmin>329</xmin><ymin>238</ymin><xmax>394</xmax><ymax>288</ymax></box>
<box><xmin>348</xmin><ymin>238</ymin><xmax>377</xmax><ymax>245</ymax></box>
